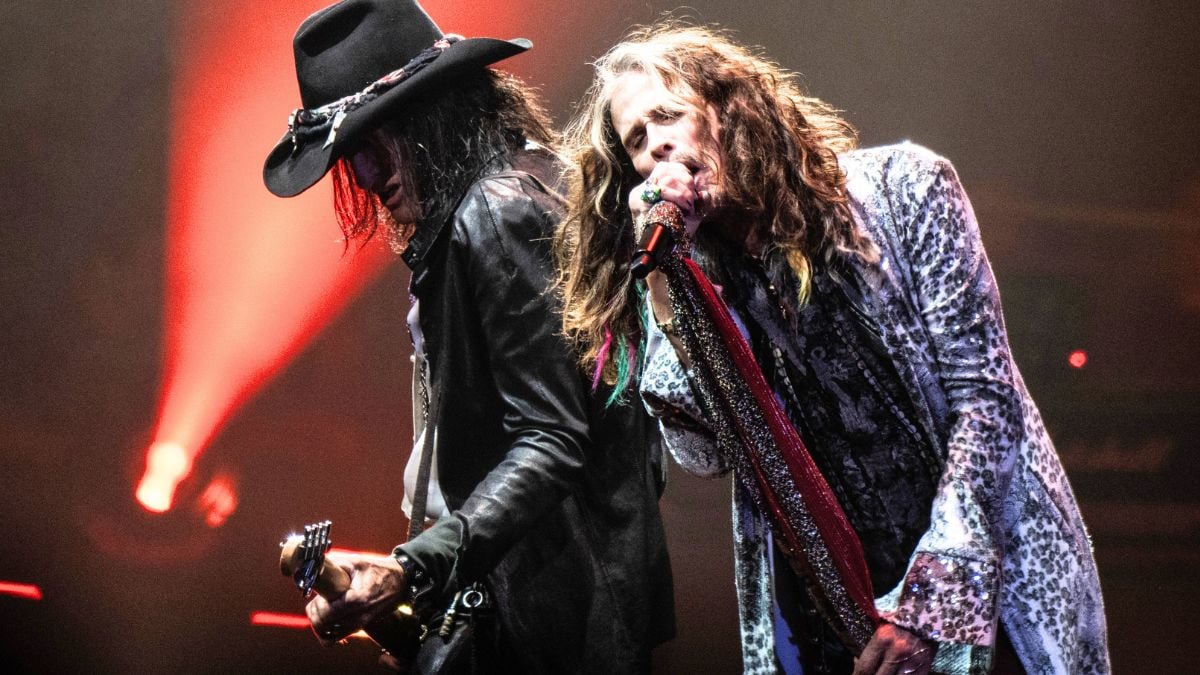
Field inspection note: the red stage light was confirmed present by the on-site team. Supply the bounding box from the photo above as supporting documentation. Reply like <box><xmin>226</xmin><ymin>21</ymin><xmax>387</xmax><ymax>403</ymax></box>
<box><xmin>329</xmin><ymin>547</ymin><xmax>391</xmax><ymax>559</ymax></box>
<box><xmin>136</xmin><ymin>441</ymin><xmax>191</xmax><ymax>512</ymax></box>
<box><xmin>137</xmin><ymin>0</ymin><xmax>393</xmax><ymax>513</ymax></box>
<box><xmin>198</xmin><ymin>474</ymin><xmax>239</xmax><ymax>527</ymax></box>
<box><xmin>1069</xmin><ymin>349</ymin><xmax>1089</xmax><ymax>369</ymax></box>
<box><xmin>251</xmin><ymin>611</ymin><xmax>371</xmax><ymax>640</ymax></box>
<box><xmin>0</xmin><ymin>582</ymin><xmax>43</xmax><ymax>601</ymax></box>
<box><xmin>250</xmin><ymin>611</ymin><xmax>311</xmax><ymax>629</ymax></box>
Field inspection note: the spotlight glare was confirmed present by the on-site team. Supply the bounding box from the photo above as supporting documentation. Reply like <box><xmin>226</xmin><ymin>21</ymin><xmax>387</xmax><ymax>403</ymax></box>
<box><xmin>135</xmin><ymin>441</ymin><xmax>193</xmax><ymax>512</ymax></box>
<box><xmin>1069</xmin><ymin>349</ymin><xmax>1088</xmax><ymax>369</ymax></box>
<box><xmin>198</xmin><ymin>474</ymin><xmax>239</xmax><ymax>527</ymax></box>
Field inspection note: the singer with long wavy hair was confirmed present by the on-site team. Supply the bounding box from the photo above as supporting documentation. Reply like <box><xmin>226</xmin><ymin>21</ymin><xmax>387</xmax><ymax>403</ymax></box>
<box><xmin>555</xmin><ymin>23</ymin><xmax>1108</xmax><ymax>675</ymax></box>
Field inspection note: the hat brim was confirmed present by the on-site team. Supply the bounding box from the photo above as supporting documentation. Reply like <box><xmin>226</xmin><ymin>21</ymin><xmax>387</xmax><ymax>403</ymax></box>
<box><xmin>264</xmin><ymin>36</ymin><xmax>530</xmax><ymax>198</ymax></box>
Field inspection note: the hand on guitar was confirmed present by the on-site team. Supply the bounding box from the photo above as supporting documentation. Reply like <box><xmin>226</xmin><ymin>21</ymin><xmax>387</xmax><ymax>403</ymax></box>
<box><xmin>304</xmin><ymin>551</ymin><xmax>407</xmax><ymax>644</ymax></box>
<box><xmin>280</xmin><ymin>521</ymin><xmax>423</xmax><ymax>670</ymax></box>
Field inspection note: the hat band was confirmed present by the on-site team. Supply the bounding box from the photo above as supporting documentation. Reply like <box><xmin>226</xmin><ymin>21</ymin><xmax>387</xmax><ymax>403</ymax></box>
<box><xmin>286</xmin><ymin>34</ymin><xmax>463</xmax><ymax>153</ymax></box>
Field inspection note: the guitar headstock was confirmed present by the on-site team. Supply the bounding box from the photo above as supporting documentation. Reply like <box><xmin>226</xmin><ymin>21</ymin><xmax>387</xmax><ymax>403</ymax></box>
<box><xmin>279</xmin><ymin>520</ymin><xmax>333</xmax><ymax>595</ymax></box>
<box><xmin>276</xmin><ymin>519</ymin><xmax>419</xmax><ymax>660</ymax></box>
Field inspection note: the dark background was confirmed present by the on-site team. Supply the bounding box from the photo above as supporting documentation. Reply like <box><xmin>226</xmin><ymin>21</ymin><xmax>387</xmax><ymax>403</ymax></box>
<box><xmin>2</xmin><ymin>1</ymin><xmax>1198</xmax><ymax>672</ymax></box>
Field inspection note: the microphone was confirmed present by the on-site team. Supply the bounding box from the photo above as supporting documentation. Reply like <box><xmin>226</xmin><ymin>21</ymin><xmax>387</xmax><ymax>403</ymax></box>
<box><xmin>629</xmin><ymin>201</ymin><xmax>683</xmax><ymax>279</ymax></box>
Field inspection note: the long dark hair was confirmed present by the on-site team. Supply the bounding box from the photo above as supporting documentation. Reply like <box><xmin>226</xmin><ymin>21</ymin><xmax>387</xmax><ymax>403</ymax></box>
<box><xmin>332</xmin><ymin>68</ymin><xmax>556</xmax><ymax>251</ymax></box>
<box><xmin>555</xmin><ymin>24</ymin><xmax>876</xmax><ymax>391</ymax></box>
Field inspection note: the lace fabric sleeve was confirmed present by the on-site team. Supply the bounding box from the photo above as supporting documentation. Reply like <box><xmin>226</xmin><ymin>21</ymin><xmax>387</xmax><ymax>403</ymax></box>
<box><xmin>640</xmin><ymin>298</ymin><xmax>730</xmax><ymax>478</ymax></box>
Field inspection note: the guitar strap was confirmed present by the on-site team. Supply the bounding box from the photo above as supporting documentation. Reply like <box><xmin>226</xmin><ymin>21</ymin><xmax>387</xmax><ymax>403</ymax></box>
<box><xmin>407</xmin><ymin>355</ymin><xmax>442</xmax><ymax>541</ymax></box>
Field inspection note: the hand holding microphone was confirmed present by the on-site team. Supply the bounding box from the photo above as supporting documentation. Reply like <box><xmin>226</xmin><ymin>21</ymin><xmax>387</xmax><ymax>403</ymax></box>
<box><xmin>628</xmin><ymin>160</ymin><xmax>708</xmax><ymax>278</ymax></box>
<box><xmin>629</xmin><ymin>200</ymin><xmax>683</xmax><ymax>279</ymax></box>
<box><xmin>626</xmin><ymin>160</ymin><xmax>708</xmax><ymax>228</ymax></box>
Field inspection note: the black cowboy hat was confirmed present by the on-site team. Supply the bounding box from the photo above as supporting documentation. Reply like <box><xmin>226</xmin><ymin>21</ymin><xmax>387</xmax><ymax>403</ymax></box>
<box><xmin>263</xmin><ymin>0</ymin><xmax>531</xmax><ymax>197</ymax></box>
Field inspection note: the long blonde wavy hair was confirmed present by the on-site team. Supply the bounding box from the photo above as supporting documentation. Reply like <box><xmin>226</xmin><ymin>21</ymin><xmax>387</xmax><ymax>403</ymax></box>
<box><xmin>554</xmin><ymin>24</ymin><xmax>877</xmax><ymax>393</ymax></box>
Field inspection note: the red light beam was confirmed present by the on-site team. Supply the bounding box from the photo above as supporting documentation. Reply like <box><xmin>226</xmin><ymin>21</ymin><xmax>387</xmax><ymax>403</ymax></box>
<box><xmin>136</xmin><ymin>0</ymin><xmax>393</xmax><ymax>512</ymax></box>
<box><xmin>329</xmin><ymin>547</ymin><xmax>391</xmax><ymax>559</ymax></box>
<box><xmin>251</xmin><ymin>611</ymin><xmax>371</xmax><ymax>641</ymax></box>
<box><xmin>0</xmin><ymin>582</ymin><xmax>43</xmax><ymax>601</ymax></box>
<box><xmin>250</xmin><ymin>611</ymin><xmax>311</xmax><ymax>629</ymax></box>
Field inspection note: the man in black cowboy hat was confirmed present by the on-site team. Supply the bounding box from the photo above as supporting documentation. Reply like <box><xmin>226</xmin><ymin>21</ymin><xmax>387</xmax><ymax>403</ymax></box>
<box><xmin>265</xmin><ymin>0</ymin><xmax>674</xmax><ymax>671</ymax></box>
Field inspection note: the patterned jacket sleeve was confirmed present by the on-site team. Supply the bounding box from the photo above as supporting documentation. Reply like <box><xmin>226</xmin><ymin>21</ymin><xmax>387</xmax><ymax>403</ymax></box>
<box><xmin>640</xmin><ymin>300</ymin><xmax>731</xmax><ymax>478</ymax></box>
<box><xmin>874</xmin><ymin>147</ymin><xmax>1016</xmax><ymax>674</ymax></box>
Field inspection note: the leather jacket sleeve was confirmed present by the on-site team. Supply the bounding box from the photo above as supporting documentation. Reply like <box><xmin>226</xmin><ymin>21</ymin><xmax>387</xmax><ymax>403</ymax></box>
<box><xmin>398</xmin><ymin>169</ymin><xmax>592</xmax><ymax>593</ymax></box>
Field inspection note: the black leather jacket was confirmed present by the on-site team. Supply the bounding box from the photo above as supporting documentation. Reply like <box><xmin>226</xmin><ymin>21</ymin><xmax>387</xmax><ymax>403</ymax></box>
<box><xmin>397</xmin><ymin>148</ymin><xmax>674</xmax><ymax>672</ymax></box>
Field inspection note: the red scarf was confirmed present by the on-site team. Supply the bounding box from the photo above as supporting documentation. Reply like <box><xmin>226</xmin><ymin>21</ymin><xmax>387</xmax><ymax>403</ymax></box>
<box><xmin>662</xmin><ymin>249</ymin><xmax>881</xmax><ymax>651</ymax></box>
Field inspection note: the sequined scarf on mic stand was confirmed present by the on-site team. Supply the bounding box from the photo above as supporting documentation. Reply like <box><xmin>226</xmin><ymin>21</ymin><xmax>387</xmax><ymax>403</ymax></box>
<box><xmin>648</xmin><ymin>205</ymin><xmax>881</xmax><ymax>653</ymax></box>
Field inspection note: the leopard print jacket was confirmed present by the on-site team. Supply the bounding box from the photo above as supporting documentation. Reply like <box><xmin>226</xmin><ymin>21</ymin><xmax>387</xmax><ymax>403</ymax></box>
<box><xmin>641</xmin><ymin>144</ymin><xmax>1110</xmax><ymax>674</ymax></box>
